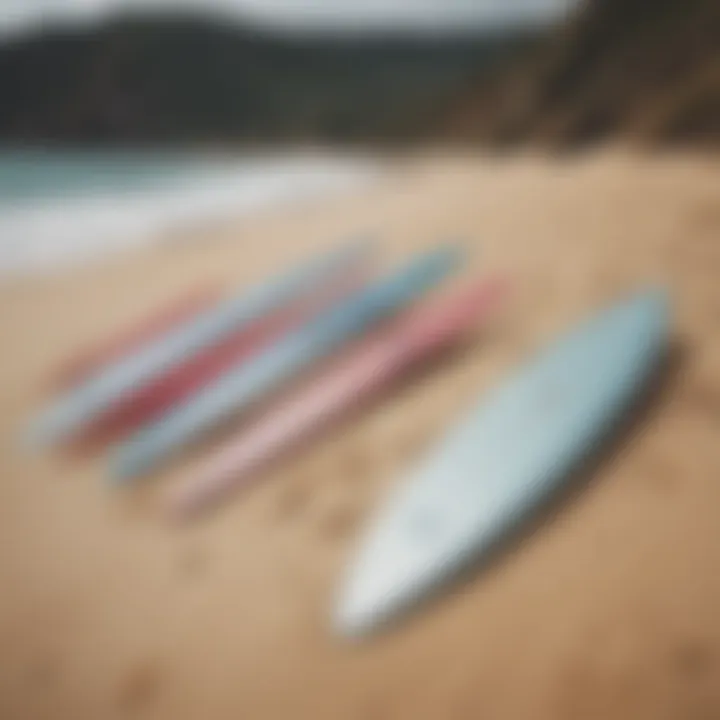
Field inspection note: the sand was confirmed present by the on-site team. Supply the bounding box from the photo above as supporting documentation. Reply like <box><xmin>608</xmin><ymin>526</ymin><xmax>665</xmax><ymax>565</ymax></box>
<box><xmin>0</xmin><ymin>147</ymin><xmax>719</xmax><ymax>719</ymax></box>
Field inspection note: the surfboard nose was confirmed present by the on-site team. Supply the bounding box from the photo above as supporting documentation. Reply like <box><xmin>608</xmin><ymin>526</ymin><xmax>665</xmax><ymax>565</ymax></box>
<box><xmin>624</xmin><ymin>286</ymin><xmax>669</xmax><ymax>334</ymax></box>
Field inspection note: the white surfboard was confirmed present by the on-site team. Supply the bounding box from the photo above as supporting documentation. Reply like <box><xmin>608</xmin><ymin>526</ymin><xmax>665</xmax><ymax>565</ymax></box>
<box><xmin>335</xmin><ymin>288</ymin><xmax>669</xmax><ymax>637</ymax></box>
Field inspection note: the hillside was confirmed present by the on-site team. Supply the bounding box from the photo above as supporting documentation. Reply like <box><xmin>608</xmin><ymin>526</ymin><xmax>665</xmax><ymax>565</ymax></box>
<box><xmin>440</xmin><ymin>0</ymin><xmax>720</xmax><ymax>146</ymax></box>
<box><xmin>1</xmin><ymin>1</ymin><xmax>718</xmax><ymax>148</ymax></box>
<box><xmin>0</xmin><ymin>15</ymin><xmax>542</xmax><ymax>146</ymax></box>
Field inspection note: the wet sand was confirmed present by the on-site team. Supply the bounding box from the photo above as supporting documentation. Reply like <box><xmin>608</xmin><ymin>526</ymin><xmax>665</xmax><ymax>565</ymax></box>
<box><xmin>1</xmin><ymin>148</ymin><xmax>719</xmax><ymax>719</ymax></box>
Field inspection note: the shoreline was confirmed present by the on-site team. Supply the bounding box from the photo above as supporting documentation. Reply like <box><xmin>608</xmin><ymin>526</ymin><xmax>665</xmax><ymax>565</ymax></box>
<box><xmin>0</xmin><ymin>149</ymin><xmax>383</xmax><ymax>278</ymax></box>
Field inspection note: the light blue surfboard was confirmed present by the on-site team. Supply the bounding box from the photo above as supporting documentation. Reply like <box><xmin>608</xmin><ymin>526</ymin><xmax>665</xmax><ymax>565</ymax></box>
<box><xmin>111</xmin><ymin>246</ymin><xmax>462</xmax><ymax>481</ymax></box>
<box><xmin>335</xmin><ymin>288</ymin><xmax>669</xmax><ymax>637</ymax></box>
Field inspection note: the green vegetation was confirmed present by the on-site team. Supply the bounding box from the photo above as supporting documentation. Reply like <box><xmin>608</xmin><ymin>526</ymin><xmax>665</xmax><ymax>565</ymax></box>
<box><xmin>0</xmin><ymin>14</ymin><xmax>541</xmax><ymax>145</ymax></box>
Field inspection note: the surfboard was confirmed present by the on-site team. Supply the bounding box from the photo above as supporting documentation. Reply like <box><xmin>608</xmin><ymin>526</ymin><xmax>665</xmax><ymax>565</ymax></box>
<box><xmin>335</xmin><ymin>288</ymin><xmax>669</xmax><ymax>637</ymax></box>
<box><xmin>111</xmin><ymin>246</ymin><xmax>462</xmax><ymax>480</ymax></box>
<box><xmin>26</xmin><ymin>238</ymin><xmax>372</xmax><ymax>448</ymax></box>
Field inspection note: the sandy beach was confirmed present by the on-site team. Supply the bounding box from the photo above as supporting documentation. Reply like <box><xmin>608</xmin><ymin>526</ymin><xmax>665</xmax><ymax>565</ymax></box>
<box><xmin>1</xmin><ymin>148</ymin><xmax>719</xmax><ymax>719</ymax></box>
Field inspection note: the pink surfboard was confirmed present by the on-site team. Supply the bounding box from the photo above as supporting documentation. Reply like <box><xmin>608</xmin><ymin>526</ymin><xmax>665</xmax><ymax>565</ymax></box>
<box><xmin>168</xmin><ymin>276</ymin><xmax>507</xmax><ymax>520</ymax></box>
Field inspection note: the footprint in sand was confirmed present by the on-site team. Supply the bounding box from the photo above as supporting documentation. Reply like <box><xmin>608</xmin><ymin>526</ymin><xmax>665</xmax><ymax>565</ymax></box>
<box><xmin>275</xmin><ymin>481</ymin><xmax>312</xmax><ymax>521</ymax></box>
<box><xmin>117</xmin><ymin>661</ymin><xmax>164</xmax><ymax>714</ymax></box>
<box><xmin>177</xmin><ymin>545</ymin><xmax>211</xmax><ymax>580</ymax></box>
<box><xmin>672</xmin><ymin>639</ymin><xmax>716</xmax><ymax>679</ymax></box>
<box><xmin>318</xmin><ymin>501</ymin><xmax>362</xmax><ymax>541</ymax></box>
<box><xmin>26</xmin><ymin>654</ymin><xmax>60</xmax><ymax>690</ymax></box>
<box><xmin>339</xmin><ymin>442</ymin><xmax>375</xmax><ymax>484</ymax></box>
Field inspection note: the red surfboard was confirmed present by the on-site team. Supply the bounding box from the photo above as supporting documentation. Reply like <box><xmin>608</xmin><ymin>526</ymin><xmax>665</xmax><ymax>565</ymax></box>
<box><xmin>72</xmin><ymin>265</ymin><xmax>370</xmax><ymax>448</ymax></box>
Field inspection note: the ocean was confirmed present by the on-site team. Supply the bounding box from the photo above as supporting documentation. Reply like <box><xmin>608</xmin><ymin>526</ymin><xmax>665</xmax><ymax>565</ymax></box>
<box><xmin>0</xmin><ymin>149</ymin><xmax>379</xmax><ymax>278</ymax></box>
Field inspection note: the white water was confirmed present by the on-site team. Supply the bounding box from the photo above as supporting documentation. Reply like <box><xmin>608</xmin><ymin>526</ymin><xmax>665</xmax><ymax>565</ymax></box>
<box><xmin>0</xmin><ymin>151</ymin><xmax>380</xmax><ymax>278</ymax></box>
